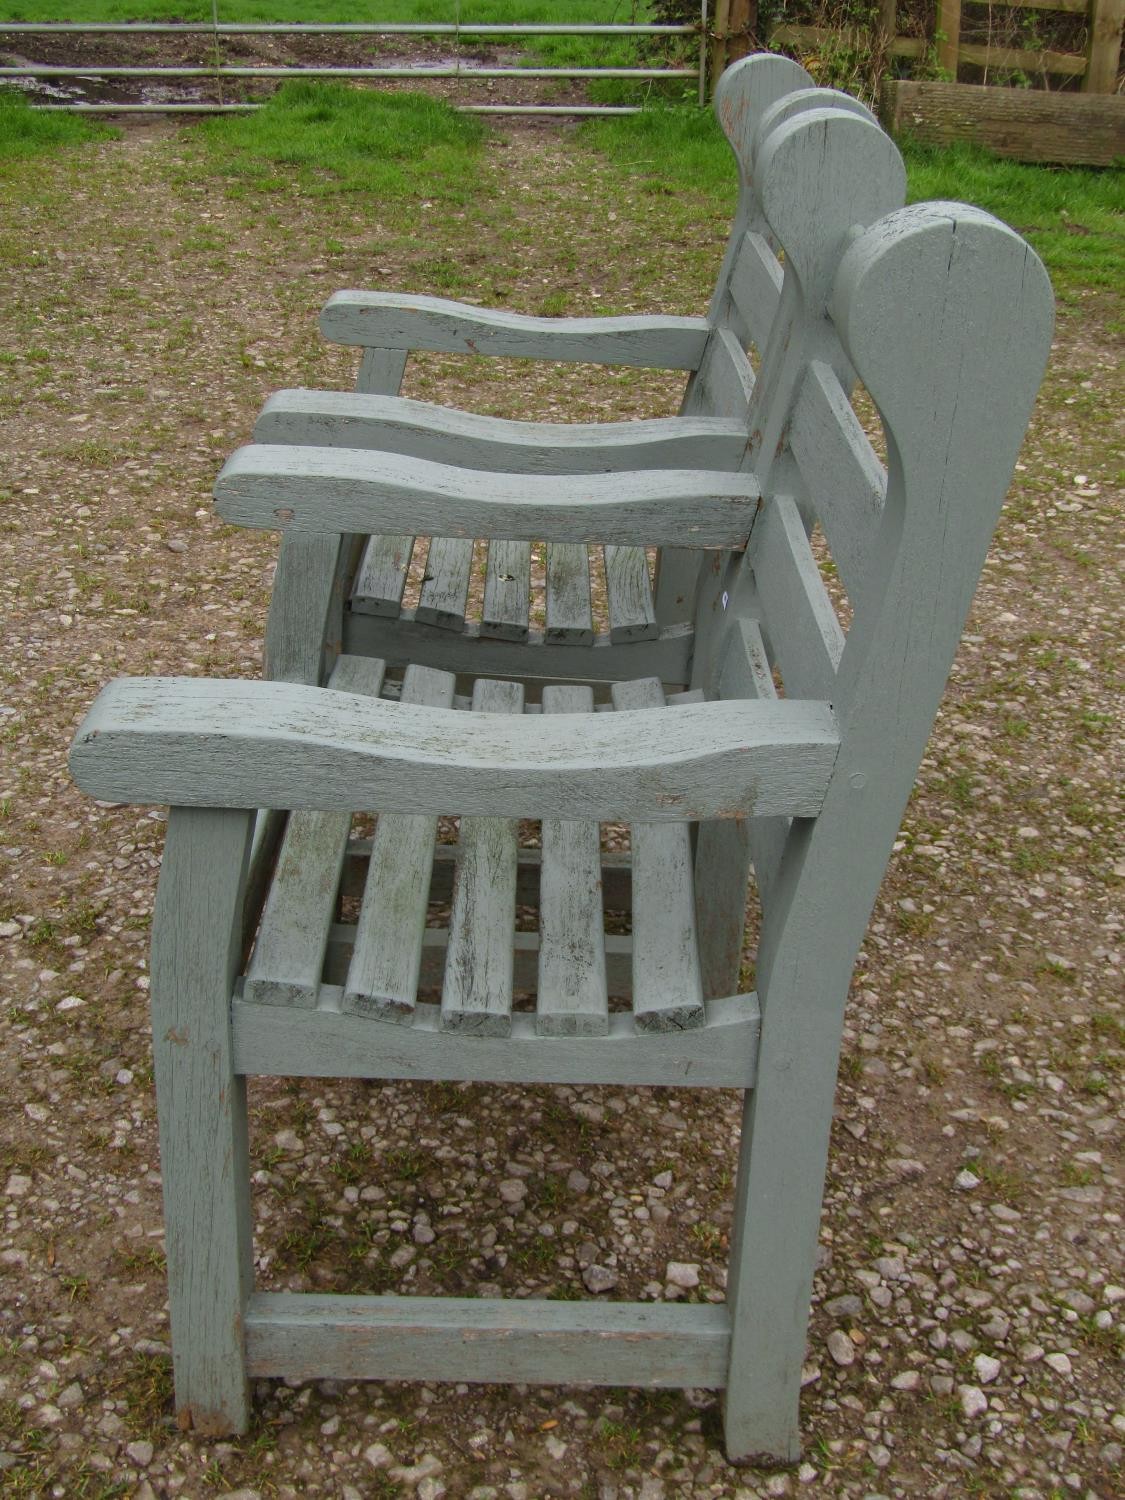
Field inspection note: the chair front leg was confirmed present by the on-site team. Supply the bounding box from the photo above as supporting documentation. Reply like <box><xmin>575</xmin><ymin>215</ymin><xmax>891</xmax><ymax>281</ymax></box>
<box><xmin>150</xmin><ymin>806</ymin><xmax>256</xmax><ymax>1435</ymax></box>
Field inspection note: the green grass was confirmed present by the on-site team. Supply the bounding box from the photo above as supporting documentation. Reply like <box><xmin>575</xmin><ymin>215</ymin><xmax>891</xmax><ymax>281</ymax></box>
<box><xmin>584</xmin><ymin>107</ymin><xmax>1124</xmax><ymax>294</ymax></box>
<box><xmin>191</xmin><ymin>80</ymin><xmax>483</xmax><ymax>200</ymax></box>
<box><xmin>902</xmin><ymin>140</ymin><xmax>1124</xmax><ymax>295</ymax></box>
<box><xmin>0</xmin><ymin>1</ymin><xmax>653</xmax><ymax>28</ymax></box>
<box><xmin>0</xmin><ymin>86</ymin><xmax>115</xmax><ymax>162</ymax></box>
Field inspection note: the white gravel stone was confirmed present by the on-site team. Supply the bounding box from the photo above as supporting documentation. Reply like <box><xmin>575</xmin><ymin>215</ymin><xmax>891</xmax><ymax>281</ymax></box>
<box><xmin>499</xmin><ymin>1178</ymin><xmax>527</xmax><ymax>1205</ymax></box>
<box><xmin>891</xmin><ymin>1370</ymin><xmax>921</xmax><ymax>1391</ymax></box>
<box><xmin>827</xmin><ymin>1330</ymin><xmax>855</xmax><ymax>1367</ymax></box>
<box><xmin>974</xmin><ymin>1354</ymin><xmax>1001</xmax><ymax>1384</ymax></box>
<box><xmin>125</xmin><ymin>1440</ymin><xmax>154</xmax><ymax>1466</ymax></box>
<box><xmin>1044</xmin><ymin>1352</ymin><xmax>1073</xmax><ymax>1375</ymax></box>
<box><xmin>955</xmin><ymin>1169</ymin><xmax>982</xmax><ymax>1190</ymax></box>
<box><xmin>582</xmin><ymin>1264</ymin><xmax>619</xmax><ymax>1294</ymax></box>
<box><xmin>959</xmin><ymin>1385</ymin><xmax>989</xmax><ymax>1419</ymax></box>
<box><xmin>364</xmin><ymin>1443</ymin><xmax>394</xmax><ymax>1469</ymax></box>
<box><xmin>665</xmin><ymin>1261</ymin><xmax>700</xmax><ymax>1290</ymax></box>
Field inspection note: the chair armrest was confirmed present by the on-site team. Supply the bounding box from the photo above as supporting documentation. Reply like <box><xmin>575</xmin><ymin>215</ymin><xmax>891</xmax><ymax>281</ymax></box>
<box><xmin>254</xmin><ymin>391</ymin><xmax>749</xmax><ymax>476</ymax></box>
<box><xmin>69</xmin><ymin>677</ymin><xmax>839</xmax><ymax>823</ymax></box>
<box><xmin>215</xmin><ymin>443</ymin><xmax>759</xmax><ymax>550</ymax></box>
<box><xmin>320</xmin><ymin>291</ymin><xmax>711</xmax><ymax>371</ymax></box>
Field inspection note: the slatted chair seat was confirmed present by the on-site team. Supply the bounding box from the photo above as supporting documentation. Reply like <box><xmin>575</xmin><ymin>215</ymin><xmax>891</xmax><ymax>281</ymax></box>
<box><xmin>237</xmin><ymin>659</ymin><xmax>759</xmax><ymax>1079</ymax></box>
<box><xmin>68</xmin><ymin>58</ymin><xmax>1053</xmax><ymax>1466</ymax></box>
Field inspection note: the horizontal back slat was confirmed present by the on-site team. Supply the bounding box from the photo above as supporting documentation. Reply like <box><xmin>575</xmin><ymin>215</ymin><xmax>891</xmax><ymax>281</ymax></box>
<box><xmin>749</xmin><ymin>495</ymin><xmax>844</xmax><ymax>700</ymax></box>
<box><xmin>788</xmin><ymin>361</ymin><xmax>885</xmax><ymax>612</ymax></box>
<box><xmin>728</xmin><ymin>231</ymin><xmax>784</xmax><ymax>352</ymax></box>
<box><xmin>700</xmin><ymin>328</ymin><xmax>756</xmax><ymax>422</ymax></box>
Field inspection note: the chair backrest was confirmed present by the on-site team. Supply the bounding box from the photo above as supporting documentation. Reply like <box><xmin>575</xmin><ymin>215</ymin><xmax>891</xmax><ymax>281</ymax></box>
<box><xmin>689</xmin><ymin>92</ymin><xmax>1053</xmax><ymax>978</ymax></box>
<box><xmin>654</xmin><ymin>55</ymin><xmax>898</xmax><ymax>619</ymax></box>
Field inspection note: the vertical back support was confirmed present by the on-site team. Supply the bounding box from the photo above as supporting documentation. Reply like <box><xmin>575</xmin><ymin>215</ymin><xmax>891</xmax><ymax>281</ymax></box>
<box><xmin>720</xmin><ymin>204</ymin><xmax>1053</xmax><ymax>1461</ymax></box>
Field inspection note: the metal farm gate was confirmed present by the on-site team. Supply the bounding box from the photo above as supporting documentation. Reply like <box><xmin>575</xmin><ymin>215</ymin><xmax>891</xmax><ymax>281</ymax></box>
<box><xmin>0</xmin><ymin>5</ymin><xmax>712</xmax><ymax>116</ymax></box>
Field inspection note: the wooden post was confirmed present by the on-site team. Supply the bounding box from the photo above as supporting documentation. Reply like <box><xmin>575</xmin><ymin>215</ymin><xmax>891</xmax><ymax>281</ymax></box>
<box><xmin>1083</xmin><ymin>0</ymin><xmax>1125</xmax><ymax>92</ymax></box>
<box><xmin>878</xmin><ymin>0</ymin><xmax>898</xmax><ymax>51</ymax></box>
<box><xmin>936</xmin><ymin>0</ymin><xmax>962</xmax><ymax>79</ymax></box>
<box><xmin>711</xmin><ymin>0</ymin><xmax>756</xmax><ymax>93</ymax></box>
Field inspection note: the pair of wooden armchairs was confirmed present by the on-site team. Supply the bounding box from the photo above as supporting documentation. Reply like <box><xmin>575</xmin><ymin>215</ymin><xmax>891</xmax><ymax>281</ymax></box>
<box><xmin>69</xmin><ymin>56</ymin><xmax>1052</xmax><ymax>1462</ymax></box>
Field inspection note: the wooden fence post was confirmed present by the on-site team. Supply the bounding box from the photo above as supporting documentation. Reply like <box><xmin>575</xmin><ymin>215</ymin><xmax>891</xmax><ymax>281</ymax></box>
<box><xmin>936</xmin><ymin>0</ymin><xmax>962</xmax><ymax>78</ymax></box>
<box><xmin>711</xmin><ymin>0</ymin><xmax>756</xmax><ymax>91</ymax></box>
<box><xmin>1083</xmin><ymin>0</ymin><xmax>1125</xmax><ymax>91</ymax></box>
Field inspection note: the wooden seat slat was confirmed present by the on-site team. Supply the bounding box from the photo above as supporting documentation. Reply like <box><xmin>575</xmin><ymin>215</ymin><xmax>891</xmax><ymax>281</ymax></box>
<box><xmin>440</xmin><ymin>678</ymin><xmax>523</xmax><ymax>1035</ymax></box>
<box><xmin>610</xmin><ymin>677</ymin><xmax>705</xmax><ymax>1033</ymax></box>
<box><xmin>604</xmin><ymin>545</ymin><xmax>658</xmax><ymax>643</ymax></box>
<box><xmin>243</xmin><ymin>655</ymin><xmax>385</xmax><ymax>1008</ymax></box>
<box><xmin>341</xmin><ymin>664</ymin><xmax>456</xmax><ymax>1022</ymax></box>
<box><xmin>537</xmin><ymin>685</ymin><xmax>610</xmax><ymax>1037</ymax></box>
<box><xmin>351</xmin><ymin>534</ymin><xmax>414</xmax><ymax>618</ymax></box>
<box><xmin>415</xmin><ymin>536</ymin><xmax>473</xmax><ymax>631</ymax></box>
<box><xmin>544</xmin><ymin>543</ymin><xmax>595</xmax><ymax>645</ymax></box>
<box><xmin>481</xmin><ymin>539</ymin><xmax>531</xmax><ymax>642</ymax></box>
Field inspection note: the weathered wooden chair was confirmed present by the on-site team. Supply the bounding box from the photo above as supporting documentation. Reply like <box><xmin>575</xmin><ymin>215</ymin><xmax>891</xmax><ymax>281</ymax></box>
<box><xmin>252</xmin><ymin>52</ymin><xmax>880</xmax><ymax>692</ymax></box>
<box><xmin>68</xmin><ymin>73</ymin><xmax>1053</xmax><ymax>1464</ymax></box>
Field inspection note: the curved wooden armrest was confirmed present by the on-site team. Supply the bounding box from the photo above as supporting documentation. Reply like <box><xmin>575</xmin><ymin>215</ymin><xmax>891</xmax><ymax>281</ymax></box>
<box><xmin>320</xmin><ymin>291</ymin><xmax>711</xmax><ymax>371</ymax></box>
<box><xmin>69</xmin><ymin>677</ymin><xmax>839</xmax><ymax>823</ymax></box>
<box><xmin>214</xmin><ymin>443</ymin><xmax>759</xmax><ymax>549</ymax></box>
<box><xmin>254</xmin><ymin>390</ymin><xmax>749</xmax><ymax>476</ymax></box>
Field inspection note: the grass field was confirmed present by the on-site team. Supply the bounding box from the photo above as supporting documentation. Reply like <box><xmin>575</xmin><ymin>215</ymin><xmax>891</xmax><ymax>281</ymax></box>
<box><xmin>585</xmin><ymin>106</ymin><xmax>1125</xmax><ymax>300</ymax></box>
<box><xmin>0</xmin><ymin>1</ymin><xmax>658</xmax><ymax>28</ymax></box>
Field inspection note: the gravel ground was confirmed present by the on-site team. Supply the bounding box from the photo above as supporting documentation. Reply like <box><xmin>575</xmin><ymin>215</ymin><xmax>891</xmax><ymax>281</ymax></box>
<box><xmin>0</xmin><ymin>116</ymin><xmax>1122</xmax><ymax>1499</ymax></box>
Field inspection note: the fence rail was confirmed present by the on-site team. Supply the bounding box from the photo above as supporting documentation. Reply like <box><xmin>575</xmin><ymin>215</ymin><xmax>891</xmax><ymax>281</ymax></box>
<box><xmin>0</xmin><ymin>10</ymin><xmax>711</xmax><ymax>115</ymax></box>
<box><xmin>2</xmin><ymin>1</ymin><xmax>1119</xmax><ymax>115</ymax></box>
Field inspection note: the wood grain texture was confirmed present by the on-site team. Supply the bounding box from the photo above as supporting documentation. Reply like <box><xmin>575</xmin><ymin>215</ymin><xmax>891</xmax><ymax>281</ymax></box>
<box><xmin>416</xmin><ymin>536</ymin><xmax>473</xmax><ymax>631</ymax></box>
<box><xmin>232</xmin><ymin>992</ymin><xmax>761</xmax><ymax>1087</ymax></box>
<box><xmin>544</xmin><ymin>544</ymin><xmax>595</xmax><ymax>644</ymax></box>
<box><xmin>482</xmin><ymin>540</ymin><xmax>531</xmax><ymax>642</ymax></box>
<box><xmin>441</xmin><ymin>679</ymin><xmax>523</xmax><ymax>1036</ymax></box>
<box><xmin>69</xmin><ymin>675</ymin><xmax>839</xmax><ymax>821</ymax></box>
<box><xmin>256</xmin><ymin>390</ymin><xmax>748</xmax><ymax>475</ymax></box>
<box><xmin>150</xmin><ymin>806</ymin><xmax>256</xmax><ymax>1434</ymax></box>
<box><xmin>264</xmin><ymin>533</ymin><xmax>349</xmax><ymax>686</ymax></box>
<box><xmin>604</xmin><ymin>545</ymin><xmax>658</xmax><ymax>643</ymax></box>
<box><xmin>345</xmin><ymin>609</ymin><xmax>695</xmax><ymax>687</ymax></box>
<box><xmin>245</xmin><ymin>1293</ymin><xmax>730</xmax><ymax>1388</ymax></box>
<box><xmin>728</xmin><ymin>231</ymin><xmax>783</xmax><ymax>351</ymax></box>
<box><xmin>216</xmin><ymin>444</ymin><xmax>759</xmax><ymax>551</ymax></box>
<box><xmin>723</xmin><ymin>202</ymin><xmax>1053</xmax><ymax>1465</ymax></box>
<box><xmin>788</xmin><ymin>360</ymin><xmax>884</xmax><ymax>613</ymax></box>
<box><xmin>243</xmin><ymin>657</ymin><xmax>385</xmax><ymax>1008</ymax></box>
<box><xmin>611</xmin><ymin>678</ymin><xmax>705</xmax><ymax>1033</ymax></box>
<box><xmin>749</xmin><ymin>495</ymin><xmax>843</xmax><ymax>699</ymax></box>
<box><xmin>882</xmin><ymin>79</ymin><xmax>1125</xmax><ymax>166</ymax></box>
<box><xmin>537</xmin><ymin>686</ymin><xmax>609</xmax><ymax>1036</ymax></box>
<box><xmin>699</xmin><ymin>328</ymin><xmax>756</xmax><ymax>422</ymax></box>
<box><xmin>354</xmin><ymin>347</ymin><xmax>407</xmax><ymax>396</ymax></box>
<box><xmin>351</xmin><ymin>534</ymin><xmax>414</xmax><ymax>617</ymax></box>
<box><xmin>320</xmin><ymin>292</ymin><xmax>711</xmax><ymax>369</ymax></box>
<box><xmin>329</xmin><ymin>922</ymin><xmax>631</xmax><ymax>1003</ymax></box>
<box><xmin>342</xmin><ymin>664</ymin><xmax>455</xmax><ymax>1021</ymax></box>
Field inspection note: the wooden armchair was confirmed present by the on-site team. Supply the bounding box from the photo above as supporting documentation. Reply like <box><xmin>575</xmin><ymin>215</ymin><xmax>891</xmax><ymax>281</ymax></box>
<box><xmin>68</xmin><ymin>71</ymin><xmax>1052</xmax><ymax>1464</ymax></box>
